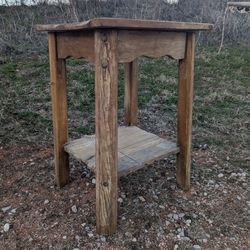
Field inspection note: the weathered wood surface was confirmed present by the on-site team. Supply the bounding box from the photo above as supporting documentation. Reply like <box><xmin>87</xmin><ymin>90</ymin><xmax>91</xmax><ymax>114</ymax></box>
<box><xmin>228</xmin><ymin>2</ymin><xmax>250</xmax><ymax>8</ymax></box>
<box><xmin>124</xmin><ymin>59</ymin><xmax>139</xmax><ymax>125</ymax></box>
<box><xmin>57</xmin><ymin>31</ymin><xmax>94</xmax><ymax>62</ymax></box>
<box><xmin>176</xmin><ymin>32</ymin><xmax>195</xmax><ymax>191</ymax></box>
<box><xmin>36</xmin><ymin>18</ymin><xmax>213</xmax><ymax>32</ymax></box>
<box><xmin>56</xmin><ymin>30</ymin><xmax>186</xmax><ymax>62</ymax></box>
<box><xmin>118</xmin><ymin>30</ymin><xmax>186</xmax><ymax>61</ymax></box>
<box><xmin>64</xmin><ymin>126</ymin><xmax>179</xmax><ymax>177</ymax></box>
<box><xmin>94</xmin><ymin>30</ymin><xmax>118</xmax><ymax>235</ymax></box>
<box><xmin>48</xmin><ymin>33</ymin><xmax>69</xmax><ymax>187</ymax></box>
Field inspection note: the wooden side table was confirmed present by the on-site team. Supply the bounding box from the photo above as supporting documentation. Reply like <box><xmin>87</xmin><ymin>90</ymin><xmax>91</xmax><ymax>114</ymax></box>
<box><xmin>37</xmin><ymin>18</ymin><xmax>212</xmax><ymax>235</ymax></box>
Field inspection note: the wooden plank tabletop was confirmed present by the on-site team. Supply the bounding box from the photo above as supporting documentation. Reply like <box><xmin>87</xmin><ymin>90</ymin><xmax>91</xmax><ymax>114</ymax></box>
<box><xmin>36</xmin><ymin>18</ymin><xmax>213</xmax><ymax>32</ymax></box>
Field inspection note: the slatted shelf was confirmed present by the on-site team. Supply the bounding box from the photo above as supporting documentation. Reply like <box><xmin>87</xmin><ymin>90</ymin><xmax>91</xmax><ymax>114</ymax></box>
<box><xmin>64</xmin><ymin>126</ymin><xmax>179</xmax><ymax>177</ymax></box>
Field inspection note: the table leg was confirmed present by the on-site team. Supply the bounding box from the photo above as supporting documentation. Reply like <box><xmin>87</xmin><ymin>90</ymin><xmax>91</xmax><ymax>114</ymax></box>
<box><xmin>95</xmin><ymin>30</ymin><xmax>118</xmax><ymax>234</ymax></box>
<box><xmin>177</xmin><ymin>32</ymin><xmax>195</xmax><ymax>191</ymax></box>
<box><xmin>124</xmin><ymin>59</ymin><xmax>139</xmax><ymax>126</ymax></box>
<box><xmin>48</xmin><ymin>33</ymin><xmax>69</xmax><ymax>187</ymax></box>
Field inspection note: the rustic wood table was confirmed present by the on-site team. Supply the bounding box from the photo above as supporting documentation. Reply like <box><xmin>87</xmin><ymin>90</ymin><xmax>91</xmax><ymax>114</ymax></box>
<box><xmin>37</xmin><ymin>18</ymin><xmax>212</xmax><ymax>234</ymax></box>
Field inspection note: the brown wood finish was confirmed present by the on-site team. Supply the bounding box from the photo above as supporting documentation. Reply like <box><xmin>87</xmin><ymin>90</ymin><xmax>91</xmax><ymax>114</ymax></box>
<box><xmin>64</xmin><ymin>126</ymin><xmax>179</xmax><ymax>177</ymax></box>
<box><xmin>57</xmin><ymin>31</ymin><xmax>95</xmax><ymax>61</ymax></box>
<box><xmin>118</xmin><ymin>31</ymin><xmax>186</xmax><ymax>61</ymax></box>
<box><xmin>124</xmin><ymin>59</ymin><xmax>139</xmax><ymax>125</ymax></box>
<box><xmin>37</xmin><ymin>18</ymin><xmax>213</xmax><ymax>32</ymax></box>
<box><xmin>176</xmin><ymin>32</ymin><xmax>195</xmax><ymax>191</ymax></box>
<box><xmin>48</xmin><ymin>32</ymin><xmax>69</xmax><ymax>187</ymax></box>
<box><xmin>95</xmin><ymin>29</ymin><xmax>118</xmax><ymax>235</ymax></box>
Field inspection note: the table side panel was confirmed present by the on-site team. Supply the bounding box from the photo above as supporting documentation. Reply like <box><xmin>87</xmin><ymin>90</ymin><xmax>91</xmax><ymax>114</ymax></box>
<box><xmin>118</xmin><ymin>30</ymin><xmax>186</xmax><ymax>62</ymax></box>
<box><xmin>56</xmin><ymin>30</ymin><xmax>186</xmax><ymax>62</ymax></box>
<box><xmin>57</xmin><ymin>31</ymin><xmax>95</xmax><ymax>62</ymax></box>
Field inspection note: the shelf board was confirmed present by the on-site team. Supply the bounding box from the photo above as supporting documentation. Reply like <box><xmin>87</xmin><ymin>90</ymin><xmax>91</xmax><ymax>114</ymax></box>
<box><xmin>64</xmin><ymin>126</ymin><xmax>179</xmax><ymax>177</ymax></box>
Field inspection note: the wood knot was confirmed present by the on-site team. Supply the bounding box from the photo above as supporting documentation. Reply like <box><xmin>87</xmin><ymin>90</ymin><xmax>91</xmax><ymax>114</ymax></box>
<box><xmin>101</xmin><ymin>59</ymin><xmax>108</xmax><ymax>69</ymax></box>
<box><xmin>103</xmin><ymin>182</ymin><xmax>108</xmax><ymax>187</ymax></box>
<box><xmin>101</xmin><ymin>33</ymin><xmax>108</xmax><ymax>42</ymax></box>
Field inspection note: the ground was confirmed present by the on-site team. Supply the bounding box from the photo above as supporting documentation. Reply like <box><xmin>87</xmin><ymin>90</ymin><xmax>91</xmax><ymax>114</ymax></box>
<box><xmin>0</xmin><ymin>47</ymin><xmax>249</xmax><ymax>249</ymax></box>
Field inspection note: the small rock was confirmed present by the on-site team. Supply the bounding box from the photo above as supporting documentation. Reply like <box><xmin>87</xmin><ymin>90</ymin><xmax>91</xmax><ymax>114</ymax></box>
<box><xmin>88</xmin><ymin>232</ymin><xmax>94</xmax><ymax>237</ymax></box>
<box><xmin>73</xmin><ymin>248</ymin><xmax>80</xmax><ymax>250</ymax></box>
<box><xmin>125</xmin><ymin>232</ymin><xmax>132</xmax><ymax>237</ymax></box>
<box><xmin>178</xmin><ymin>213</ymin><xmax>185</xmax><ymax>218</ymax></box>
<box><xmin>2</xmin><ymin>206</ymin><xmax>11</xmax><ymax>213</ymax></box>
<box><xmin>118</xmin><ymin>198</ymin><xmax>123</xmax><ymax>203</ymax></box>
<box><xmin>174</xmin><ymin>244</ymin><xmax>179</xmax><ymax>250</ymax></box>
<box><xmin>75</xmin><ymin>235</ymin><xmax>80</xmax><ymax>240</ymax></box>
<box><xmin>132</xmin><ymin>237</ymin><xmax>137</xmax><ymax>242</ymax></box>
<box><xmin>121</xmin><ymin>216</ymin><xmax>126</xmax><ymax>220</ymax></box>
<box><xmin>173</xmin><ymin>214</ymin><xmax>179</xmax><ymax>220</ymax></box>
<box><xmin>186</xmin><ymin>219</ymin><xmax>192</xmax><ymax>225</ymax></box>
<box><xmin>138</xmin><ymin>196</ymin><xmax>146</xmax><ymax>202</ymax></box>
<box><xmin>192</xmin><ymin>213</ymin><xmax>198</xmax><ymax>219</ymax></box>
<box><xmin>81</xmin><ymin>223</ymin><xmax>86</xmax><ymax>227</ymax></box>
<box><xmin>100</xmin><ymin>236</ymin><xmax>106</xmax><ymax>242</ymax></box>
<box><xmin>193</xmin><ymin>245</ymin><xmax>201</xmax><ymax>250</ymax></box>
<box><xmin>71</xmin><ymin>205</ymin><xmax>77</xmax><ymax>213</ymax></box>
<box><xmin>159</xmin><ymin>205</ymin><xmax>165</xmax><ymax>209</ymax></box>
<box><xmin>218</xmin><ymin>173</ymin><xmax>224</xmax><ymax>178</ymax></box>
<box><xmin>10</xmin><ymin>208</ymin><xmax>17</xmax><ymax>214</ymax></box>
<box><xmin>63</xmin><ymin>236</ymin><xmax>67</xmax><ymax>239</ymax></box>
<box><xmin>226</xmin><ymin>156</ymin><xmax>230</xmax><ymax>161</ymax></box>
<box><xmin>165</xmin><ymin>220</ymin><xmax>170</xmax><ymax>226</ymax></box>
<box><xmin>3</xmin><ymin>223</ymin><xmax>10</xmax><ymax>232</ymax></box>
<box><xmin>44</xmin><ymin>200</ymin><xmax>49</xmax><ymax>205</ymax></box>
<box><xmin>121</xmin><ymin>193</ymin><xmax>126</xmax><ymax>199</ymax></box>
<box><xmin>91</xmin><ymin>178</ymin><xmax>96</xmax><ymax>184</ymax></box>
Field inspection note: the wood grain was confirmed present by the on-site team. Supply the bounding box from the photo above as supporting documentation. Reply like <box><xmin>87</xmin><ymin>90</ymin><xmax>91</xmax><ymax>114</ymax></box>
<box><xmin>48</xmin><ymin>32</ymin><xmax>69</xmax><ymax>187</ymax></box>
<box><xmin>176</xmin><ymin>32</ymin><xmax>195</xmax><ymax>191</ymax></box>
<box><xmin>57</xmin><ymin>31</ymin><xmax>94</xmax><ymax>61</ymax></box>
<box><xmin>124</xmin><ymin>59</ymin><xmax>139</xmax><ymax>125</ymax></box>
<box><xmin>64</xmin><ymin>126</ymin><xmax>179</xmax><ymax>177</ymax></box>
<box><xmin>95</xmin><ymin>29</ymin><xmax>118</xmax><ymax>235</ymax></box>
<box><xmin>36</xmin><ymin>18</ymin><xmax>213</xmax><ymax>32</ymax></box>
<box><xmin>118</xmin><ymin>30</ymin><xmax>186</xmax><ymax>62</ymax></box>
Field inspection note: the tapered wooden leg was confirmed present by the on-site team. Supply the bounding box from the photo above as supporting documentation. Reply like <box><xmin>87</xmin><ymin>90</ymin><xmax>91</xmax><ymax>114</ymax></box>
<box><xmin>124</xmin><ymin>59</ymin><xmax>139</xmax><ymax>126</ymax></box>
<box><xmin>48</xmin><ymin>33</ymin><xmax>69</xmax><ymax>188</ymax></box>
<box><xmin>95</xmin><ymin>30</ymin><xmax>118</xmax><ymax>235</ymax></box>
<box><xmin>177</xmin><ymin>32</ymin><xmax>195</xmax><ymax>191</ymax></box>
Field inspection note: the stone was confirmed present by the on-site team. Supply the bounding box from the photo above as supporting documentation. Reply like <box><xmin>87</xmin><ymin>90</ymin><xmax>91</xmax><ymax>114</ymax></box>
<box><xmin>3</xmin><ymin>223</ymin><xmax>10</xmax><ymax>232</ymax></box>
<box><xmin>100</xmin><ymin>236</ymin><xmax>106</xmax><ymax>242</ymax></box>
<box><xmin>71</xmin><ymin>205</ymin><xmax>77</xmax><ymax>213</ymax></box>
<box><xmin>218</xmin><ymin>173</ymin><xmax>224</xmax><ymax>178</ymax></box>
<box><xmin>88</xmin><ymin>232</ymin><xmax>94</xmax><ymax>237</ymax></box>
<box><xmin>63</xmin><ymin>236</ymin><xmax>67</xmax><ymax>239</ymax></box>
<box><xmin>44</xmin><ymin>200</ymin><xmax>49</xmax><ymax>205</ymax></box>
<box><xmin>193</xmin><ymin>245</ymin><xmax>201</xmax><ymax>250</ymax></box>
<box><xmin>2</xmin><ymin>206</ymin><xmax>11</xmax><ymax>213</ymax></box>
<box><xmin>118</xmin><ymin>198</ymin><xmax>123</xmax><ymax>203</ymax></box>
<box><xmin>91</xmin><ymin>178</ymin><xmax>96</xmax><ymax>184</ymax></box>
<box><xmin>173</xmin><ymin>214</ymin><xmax>179</xmax><ymax>220</ymax></box>
<box><xmin>139</xmin><ymin>196</ymin><xmax>146</xmax><ymax>202</ymax></box>
<box><xmin>132</xmin><ymin>238</ymin><xmax>137</xmax><ymax>242</ymax></box>
<box><xmin>186</xmin><ymin>219</ymin><xmax>192</xmax><ymax>225</ymax></box>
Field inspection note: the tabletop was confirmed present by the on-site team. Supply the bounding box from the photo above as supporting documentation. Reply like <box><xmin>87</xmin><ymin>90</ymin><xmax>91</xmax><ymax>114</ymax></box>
<box><xmin>36</xmin><ymin>18</ymin><xmax>213</xmax><ymax>32</ymax></box>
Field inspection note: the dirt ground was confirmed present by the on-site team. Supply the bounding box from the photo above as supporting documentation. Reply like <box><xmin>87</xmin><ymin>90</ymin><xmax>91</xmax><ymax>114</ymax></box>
<box><xmin>1</xmin><ymin>132</ymin><xmax>249</xmax><ymax>250</ymax></box>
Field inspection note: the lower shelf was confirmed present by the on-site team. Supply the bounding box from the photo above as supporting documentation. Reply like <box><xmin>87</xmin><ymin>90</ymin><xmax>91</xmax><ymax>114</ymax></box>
<box><xmin>64</xmin><ymin>126</ymin><xmax>179</xmax><ymax>177</ymax></box>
